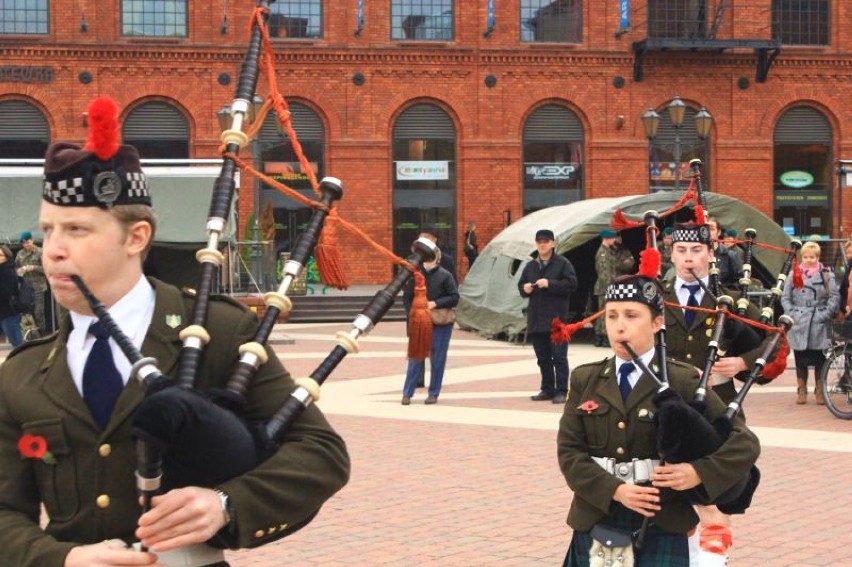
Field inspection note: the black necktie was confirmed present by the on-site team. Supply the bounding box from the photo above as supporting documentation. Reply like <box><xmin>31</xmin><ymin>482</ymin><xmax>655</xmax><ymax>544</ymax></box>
<box><xmin>82</xmin><ymin>321</ymin><xmax>123</xmax><ymax>429</ymax></box>
<box><xmin>684</xmin><ymin>283</ymin><xmax>700</xmax><ymax>327</ymax></box>
<box><xmin>618</xmin><ymin>362</ymin><xmax>635</xmax><ymax>402</ymax></box>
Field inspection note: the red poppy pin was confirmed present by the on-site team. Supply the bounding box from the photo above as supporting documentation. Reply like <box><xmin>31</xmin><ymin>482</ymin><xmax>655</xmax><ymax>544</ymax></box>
<box><xmin>18</xmin><ymin>434</ymin><xmax>56</xmax><ymax>465</ymax></box>
<box><xmin>578</xmin><ymin>400</ymin><xmax>600</xmax><ymax>414</ymax></box>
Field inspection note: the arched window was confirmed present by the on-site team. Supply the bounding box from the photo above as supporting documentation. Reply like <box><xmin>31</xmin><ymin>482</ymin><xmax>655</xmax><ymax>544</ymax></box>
<box><xmin>773</xmin><ymin>106</ymin><xmax>832</xmax><ymax>239</ymax></box>
<box><xmin>123</xmin><ymin>101</ymin><xmax>190</xmax><ymax>159</ymax></box>
<box><xmin>258</xmin><ymin>102</ymin><xmax>325</xmax><ymax>258</ymax></box>
<box><xmin>0</xmin><ymin>100</ymin><xmax>50</xmax><ymax>159</ymax></box>
<box><xmin>392</xmin><ymin>103</ymin><xmax>457</xmax><ymax>265</ymax></box>
<box><xmin>522</xmin><ymin>104</ymin><xmax>584</xmax><ymax>214</ymax></box>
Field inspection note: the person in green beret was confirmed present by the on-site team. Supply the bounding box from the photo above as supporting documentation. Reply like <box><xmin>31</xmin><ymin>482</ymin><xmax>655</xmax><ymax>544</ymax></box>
<box><xmin>592</xmin><ymin>228</ymin><xmax>635</xmax><ymax>347</ymax></box>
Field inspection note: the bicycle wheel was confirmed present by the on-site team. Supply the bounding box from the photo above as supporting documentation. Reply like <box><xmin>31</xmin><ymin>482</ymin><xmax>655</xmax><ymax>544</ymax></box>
<box><xmin>820</xmin><ymin>345</ymin><xmax>852</xmax><ymax>420</ymax></box>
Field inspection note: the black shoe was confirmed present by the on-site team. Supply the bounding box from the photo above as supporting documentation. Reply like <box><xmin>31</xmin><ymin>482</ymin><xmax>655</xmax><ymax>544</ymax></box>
<box><xmin>601</xmin><ymin>338</ymin><xmax>611</xmax><ymax>348</ymax></box>
<box><xmin>552</xmin><ymin>394</ymin><xmax>566</xmax><ymax>404</ymax></box>
<box><xmin>594</xmin><ymin>336</ymin><xmax>603</xmax><ymax>347</ymax></box>
<box><xmin>530</xmin><ymin>391</ymin><xmax>554</xmax><ymax>401</ymax></box>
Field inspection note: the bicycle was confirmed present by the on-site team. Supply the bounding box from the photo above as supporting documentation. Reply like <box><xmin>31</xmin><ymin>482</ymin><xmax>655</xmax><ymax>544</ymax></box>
<box><xmin>819</xmin><ymin>320</ymin><xmax>852</xmax><ymax>420</ymax></box>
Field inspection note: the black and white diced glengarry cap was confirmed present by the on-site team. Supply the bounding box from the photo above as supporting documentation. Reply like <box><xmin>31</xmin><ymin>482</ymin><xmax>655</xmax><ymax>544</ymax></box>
<box><xmin>605</xmin><ymin>276</ymin><xmax>664</xmax><ymax>312</ymax></box>
<box><xmin>671</xmin><ymin>222</ymin><xmax>711</xmax><ymax>245</ymax></box>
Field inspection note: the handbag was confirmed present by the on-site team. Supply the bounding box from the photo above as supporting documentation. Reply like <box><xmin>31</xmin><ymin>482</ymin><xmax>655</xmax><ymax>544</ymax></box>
<box><xmin>588</xmin><ymin>524</ymin><xmax>634</xmax><ymax>567</ymax></box>
<box><xmin>429</xmin><ymin>307</ymin><xmax>456</xmax><ymax>326</ymax></box>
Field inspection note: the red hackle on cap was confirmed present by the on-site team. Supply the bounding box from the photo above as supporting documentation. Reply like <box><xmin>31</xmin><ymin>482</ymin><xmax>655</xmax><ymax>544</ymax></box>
<box><xmin>610</xmin><ymin>208</ymin><xmax>644</xmax><ymax>232</ymax></box>
<box><xmin>83</xmin><ymin>97</ymin><xmax>121</xmax><ymax>160</ymax></box>
<box><xmin>406</xmin><ymin>270</ymin><xmax>433</xmax><ymax>361</ymax></box>
<box><xmin>314</xmin><ymin>210</ymin><xmax>350</xmax><ymax>290</ymax></box>
<box><xmin>693</xmin><ymin>201</ymin><xmax>706</xmax><ymax>225</ymax></box>
<box><xmin>638</xmin><ymin>247</ymin><xmax>661</xmax><ymax>278</ymax></box>
<box><xmin>761</xmin><ymin>333</ymin><xmax>790</xmax><ymax>380</ymax></box>
<box><xmin>792</xmin><ymin>259</ymin><xmax>804</xmax><ymax>289</ymax></box>
<box><xmin>551</xmin><ymin>312</ymin><xmax>604</xmax><ymax>344</ymax></box>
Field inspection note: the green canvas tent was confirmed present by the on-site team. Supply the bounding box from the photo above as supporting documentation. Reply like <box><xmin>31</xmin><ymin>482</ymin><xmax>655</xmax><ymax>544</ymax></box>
<box><xmin>0</xmin><ymin>164</ymin><xmax>234</xmax><ymax>289</ymax></box>
<box><xmin>457</xmin><ymin>192</ymin><xmax>792</xmax><ymax>340</ymax></box>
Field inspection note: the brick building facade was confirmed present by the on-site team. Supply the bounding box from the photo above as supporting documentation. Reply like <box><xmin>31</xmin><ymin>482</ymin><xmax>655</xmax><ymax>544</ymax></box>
<box><xmin>2</xmin><ymin>1</ymin><xmax>852</xmax><ymax>284</ymax></box>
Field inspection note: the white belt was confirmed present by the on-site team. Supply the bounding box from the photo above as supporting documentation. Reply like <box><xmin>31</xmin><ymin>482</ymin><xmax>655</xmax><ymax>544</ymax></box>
<box><xmin>592</xmin><ymin>456</ymin><xmax>660</xmax><ymax>484</ymax></box>
<box><xmin>711</xmin><ymin>374</ymin><xmax>732</xmax><ymax>386</ymax></box>
<box><xmin>133</xmin><ymin>542</ymin><xmax>225</xmax><ymax>567</ymax></box>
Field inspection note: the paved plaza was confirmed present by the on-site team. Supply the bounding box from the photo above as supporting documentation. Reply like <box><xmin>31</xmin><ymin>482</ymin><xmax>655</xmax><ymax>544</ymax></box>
<box><xmin>3</xmin><ymin>320</ymin><xmax>850</xmax><ymax>566</ymax></box>
<box><xmin>224</xmin><ymin>321</ymin><xmax>851</xmax><ymax>566</ymax></box>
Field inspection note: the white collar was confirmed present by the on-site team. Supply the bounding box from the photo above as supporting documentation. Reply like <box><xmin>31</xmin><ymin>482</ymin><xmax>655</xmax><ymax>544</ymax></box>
<box><xmin>68</xmin><ymin>275</ymin><xmax>154</xmax><ymax>352</ymax></box>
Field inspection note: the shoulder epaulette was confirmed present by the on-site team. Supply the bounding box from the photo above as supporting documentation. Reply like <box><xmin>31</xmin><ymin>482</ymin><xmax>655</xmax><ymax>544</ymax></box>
<box><xmin>4</xmin><ymin>331</ymin><xmax>59</xmax><ymax>360</ymax></box>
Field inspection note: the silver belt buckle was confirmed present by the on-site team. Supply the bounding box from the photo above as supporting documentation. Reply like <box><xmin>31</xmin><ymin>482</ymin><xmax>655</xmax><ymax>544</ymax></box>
<box><xmin>615</xmin><ymin>462</ymin><xmax>632</xmax><ymax>481</ymax></box>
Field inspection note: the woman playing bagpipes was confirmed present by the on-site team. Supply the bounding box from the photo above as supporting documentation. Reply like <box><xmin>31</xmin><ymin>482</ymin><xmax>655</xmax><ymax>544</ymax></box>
<box><xmin>556</xmin><ymin>271</ymin><xmax>760</xmax><ymax>566</ymax></box>
<box><xmin>0</xmin><ymin>97</ymin><xmax>350</xmax><ymax>567</ymax></box>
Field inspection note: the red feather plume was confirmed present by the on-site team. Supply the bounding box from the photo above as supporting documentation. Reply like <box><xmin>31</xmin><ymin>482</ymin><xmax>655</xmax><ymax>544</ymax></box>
<box><xmin>83</xmin><ymin>97</ymin><xmax>121</xmax><ymax>160</ymax></box>
<box><xmin>638</xmin><ymin>247</ymin><xmax>661</xmax><ymax>278</ymax></box>
<box><xmin>694</xmin><ymin>201</ymin><xmax>706</xmax><ymax>225</ymax></box>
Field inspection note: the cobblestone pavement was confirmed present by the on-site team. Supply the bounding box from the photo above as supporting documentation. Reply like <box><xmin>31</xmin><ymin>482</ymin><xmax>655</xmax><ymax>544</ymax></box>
<box><xmin>5</xmin><ymin>321</ymin><xmax>850</xmax><ymax>566</ymax></box>
<box><xmin>225</xmin><ymin>322</ymin><xmax>852</xmax><ymax>566</ymax></box>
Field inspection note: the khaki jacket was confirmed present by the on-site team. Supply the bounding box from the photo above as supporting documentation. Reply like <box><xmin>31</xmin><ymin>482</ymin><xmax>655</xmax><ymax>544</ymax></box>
<box><xmin>0</xmin><ymin>279</ymin><xmax>350</xmax><ymax>566</ymax></box>
<box><xmin>558</xmin><ymin>358</ymin><xmax>760</xmax><ymax>534</ymax></box>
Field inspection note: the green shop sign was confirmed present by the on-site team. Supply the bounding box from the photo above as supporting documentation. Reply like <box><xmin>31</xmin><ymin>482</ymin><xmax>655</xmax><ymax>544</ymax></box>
<box><xmin>780</xmin><ymin>170</ymin><xmax>814</xmax><ymax>189</ymax></box>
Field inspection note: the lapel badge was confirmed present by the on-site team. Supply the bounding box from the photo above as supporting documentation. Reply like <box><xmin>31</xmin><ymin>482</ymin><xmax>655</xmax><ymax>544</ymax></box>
<box><xmin>638</xmin><ymin>408</ymin><xmax>649</xmax><ymax>418</ymax></box>
<box><xmin>165</xmin><ymin>314</ymin><xmax>182</xmax><ymax>329</ymax></box>
<box><xmin>651</xmin><ymin>363</ymin><xmax>659</xmax><ymax>373</ymax></box>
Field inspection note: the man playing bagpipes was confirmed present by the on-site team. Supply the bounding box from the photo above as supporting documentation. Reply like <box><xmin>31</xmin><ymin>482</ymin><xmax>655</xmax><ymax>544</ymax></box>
<box><xmin>557</xmin><ymin>272</ymin><xmax>761</xmax><ymax>566</ymax></box>
<box><xmin>0</xmin><ymin>98</ymin><xmax>350</xmax><ymax>567</ymax></box>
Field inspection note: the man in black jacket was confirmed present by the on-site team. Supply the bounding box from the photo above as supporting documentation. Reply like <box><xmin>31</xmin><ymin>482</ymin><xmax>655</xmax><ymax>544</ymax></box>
<box><xmin>518</xmin><ymin>229</ymin><xmax>578</xmax><ymax>404</ymax></box>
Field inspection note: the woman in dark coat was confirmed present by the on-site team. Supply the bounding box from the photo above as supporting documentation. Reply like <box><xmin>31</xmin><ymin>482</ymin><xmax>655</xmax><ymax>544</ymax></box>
<box><xmin>401</xmin><ymin>249</ymin><xmax>459</xmax><ymax>405</ymax></box>
<box><xmin>0</xmin><ymin>245</ymin><xmax>24</xmax><ymax>348</ymax></box>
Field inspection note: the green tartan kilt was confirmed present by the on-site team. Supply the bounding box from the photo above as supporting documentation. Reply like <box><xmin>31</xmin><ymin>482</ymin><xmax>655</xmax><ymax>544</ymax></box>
<box><xmin>564</xmin><ymin>505</ymin><xmax>690</xmax><ymax>567</ymax></box>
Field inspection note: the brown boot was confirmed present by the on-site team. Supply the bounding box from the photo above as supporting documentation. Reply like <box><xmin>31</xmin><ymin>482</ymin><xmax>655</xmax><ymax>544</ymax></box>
<box><xmin>815</xmin><ymin>381</ymin><xmax>825</xmax><ymax>405</ymax></box>
<box><xmin>796</xmin><ymin>379</ymin><xmax>807</xmax><ymax>405</ymax></box>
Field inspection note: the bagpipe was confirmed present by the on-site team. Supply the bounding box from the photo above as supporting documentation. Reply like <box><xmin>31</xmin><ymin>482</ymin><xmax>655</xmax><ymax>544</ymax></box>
<box><xmin>551</xmin><ymin>167</ymin><xmax>795</xmax><ymax>535</ymax></box>
<box><xmin>71</xmin><ymin>0</ymin><xmax>440</xmax><ymax>543</ymax></box>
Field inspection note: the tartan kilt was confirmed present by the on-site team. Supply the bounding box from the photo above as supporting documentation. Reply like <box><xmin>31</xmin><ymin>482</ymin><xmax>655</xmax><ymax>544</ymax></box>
<box><xmin>563</xmin><ymin>505</ymin><xmax>690</xmax><ymax>567</ymax></box>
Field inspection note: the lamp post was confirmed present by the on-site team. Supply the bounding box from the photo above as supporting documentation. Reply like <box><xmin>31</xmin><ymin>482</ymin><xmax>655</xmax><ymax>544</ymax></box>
<box><xmin>643</xmin><ymin>97</ymin><xmax>712</xmax><ymax>192</ymax></box>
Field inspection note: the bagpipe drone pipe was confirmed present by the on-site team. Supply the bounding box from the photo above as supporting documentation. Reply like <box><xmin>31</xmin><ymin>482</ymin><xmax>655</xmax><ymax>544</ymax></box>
<box><xmin>70</xmin><ymin>0</ymin><xmax>440</xmax><ymax>541</ymax></box>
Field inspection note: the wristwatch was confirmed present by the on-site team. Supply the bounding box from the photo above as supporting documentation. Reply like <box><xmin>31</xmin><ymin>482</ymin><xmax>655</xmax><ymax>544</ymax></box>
<box><xmin>213</xmin><ymin>489</ymin><xmax>231</xmax><ymax>525</ymax></box>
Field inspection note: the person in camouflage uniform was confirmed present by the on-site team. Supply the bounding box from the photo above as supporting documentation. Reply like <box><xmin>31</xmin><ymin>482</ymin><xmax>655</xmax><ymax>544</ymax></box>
<box><xmin>661</xmin><ymin>226</ymin><xmax>674</xmax><ymax>280</ymax></box>
<box><xmin>593</xmin><ymin>228</ymin><xmax>635</xmax><ymax>346</ymax></box>
<box><xmin>14</xmin><ymin>231</ymin><xmax>49</xmax><ymax>335</ymax></box>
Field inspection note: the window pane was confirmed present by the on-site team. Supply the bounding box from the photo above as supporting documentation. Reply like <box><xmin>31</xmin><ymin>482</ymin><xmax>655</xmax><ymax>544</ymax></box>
<box><xmin>121</xmin><ymin>0</ymin><xmax>187</xmax><ymax>37</ymax></box>
<box><xmin>391</xmin><ymin>0</ymin><xmax>454</xmax><ymax>41</ymax></box>
<box><xmin>772</xmin><ymin>0</ymin><xmax>829</xmax><ymax>46</ymax></box>
<box><xmin>0</xmin><ymin>0</ymin><xmax>48</xmax><ymax>34</ymax></box>
<box><xmin>270</xmin><ymin>0</ymin><xmax>322</xmax><ymax>39</ymax></box>
<box><xmin>520</xmin><ymin>0</ymin><xmax>581</xmax><ymax>43</ymax></box>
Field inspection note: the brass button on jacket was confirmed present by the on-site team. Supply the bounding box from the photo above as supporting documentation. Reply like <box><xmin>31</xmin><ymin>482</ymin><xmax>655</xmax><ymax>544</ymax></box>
<box><xmin>98</xmin><ymin>444</ymin><xmax>111</xmax><ymax>457</ymax></box>
<box><xmin>96</xmin><ymin>494</ymin><xmax>110</xmax><ymax>508</ymax></box>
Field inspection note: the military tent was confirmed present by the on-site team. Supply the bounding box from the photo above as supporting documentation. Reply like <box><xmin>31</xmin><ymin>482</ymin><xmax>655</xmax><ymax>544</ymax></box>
<box><xmin>457</xmin><ymin>192</ymin><xmax>792</xmax><ymax>340</ymax></box>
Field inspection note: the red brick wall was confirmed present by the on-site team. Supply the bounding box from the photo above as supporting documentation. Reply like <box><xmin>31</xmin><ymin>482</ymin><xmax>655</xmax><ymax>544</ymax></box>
<box><xmin>4</xmin><ymin>1</ymin><xmax>852</xmax><ymax>283</ymax></box>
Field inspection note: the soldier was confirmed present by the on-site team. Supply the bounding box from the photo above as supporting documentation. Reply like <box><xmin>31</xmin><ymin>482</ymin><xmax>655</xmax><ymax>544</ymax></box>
<box><xmin>660</xmin><ymin>226</ymin><xmax>674</xmax><ymax>279</ymax></box>
<box><xmin>15</xmin><ymin>230</ymin><xmax>50</xmax><ymax>335</ymax></box>
<box><xmin>558</xmin><ymin>273</ymin><xmax>760</xmax><ymax>566</ymax></box>
<box><xmin>0</xmin><ymin>98</ymin><xmax>350</xmax><ymax>567</ymax></box>
<box><xmin>593</xmin><ymin>228</ymin><xmax>635</xmax><ymax>347</ymax></box>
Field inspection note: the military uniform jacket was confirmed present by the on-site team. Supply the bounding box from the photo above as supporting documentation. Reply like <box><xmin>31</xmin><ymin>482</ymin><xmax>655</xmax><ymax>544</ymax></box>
<box><xmin>661</xmin><ymin>279</ymin><xmax>767</xmax><ymax>378</ymax></box>
<box><xmin>0</xmin><ymin>279</ymin><xmax>350</xmax><ymax>567</ymax></box>
<box><xmin>781</xmin><ymin>266</ymin><xmax>839</xmax><ymax>351</ymax></box>
<box><xmin>593</xmin><ymin>244</ymin><xmax>635</xmax><ymax>295</ymax></box>
<box><xmin>14</xmin><ymin>246</ymin><xmax>48</xmax><ymax>293</ymax></box>
<box><xmin>558</xmin><ymin>357</ymin><xmax>760</xmax><ymax>534</ymax></box>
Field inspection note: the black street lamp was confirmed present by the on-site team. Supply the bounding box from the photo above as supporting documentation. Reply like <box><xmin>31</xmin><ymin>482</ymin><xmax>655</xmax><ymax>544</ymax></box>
<box><xmin>643</xmin><ymin>97</ymin><xmax>712</xmax><ymax>192</ymax></box>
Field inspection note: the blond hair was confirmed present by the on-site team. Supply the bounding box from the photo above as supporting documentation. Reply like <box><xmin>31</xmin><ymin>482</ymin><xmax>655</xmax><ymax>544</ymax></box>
<box><xmin>801</xmin><ymin>241</ymin><xmax>821</xmax><ymax>258</ymax></box>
